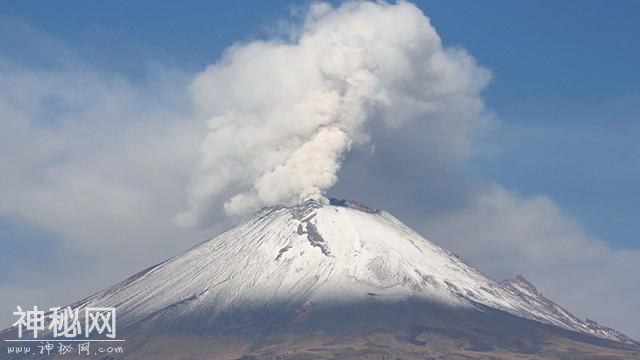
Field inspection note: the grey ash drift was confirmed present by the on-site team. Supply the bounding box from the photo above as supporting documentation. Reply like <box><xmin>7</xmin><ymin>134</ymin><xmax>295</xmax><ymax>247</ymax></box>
<box><xmin>329</xmin><ymin>197</ymin><xmax>381</xmax><ymax>214</ymax></box>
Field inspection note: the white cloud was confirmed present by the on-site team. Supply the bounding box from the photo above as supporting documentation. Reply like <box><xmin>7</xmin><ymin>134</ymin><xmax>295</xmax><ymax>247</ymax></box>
<box><xmin>0</xmin><ymin>61</ymin><xmax>211</xmax><ymax>257</ymax></box>
<box><xmin>0</xmin><ymin>24</ymin><xmax>217</xmax><ymax>325</ymax></box>
<box><xmin>177</xmin><ymin>0</ymin><xmax>491</xmax><ymax>224</ymax></box>
<box><xmin>422</xmin><ymin>185</ymin><xmax>640</xmax><ymax>339</ymax></box>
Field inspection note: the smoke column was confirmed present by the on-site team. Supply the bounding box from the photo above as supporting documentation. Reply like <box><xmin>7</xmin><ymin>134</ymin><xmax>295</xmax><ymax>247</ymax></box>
<box><xmin>176</xmin><ymin>1</ymin><xmax>490</xmax><ymax>226</ymax></box>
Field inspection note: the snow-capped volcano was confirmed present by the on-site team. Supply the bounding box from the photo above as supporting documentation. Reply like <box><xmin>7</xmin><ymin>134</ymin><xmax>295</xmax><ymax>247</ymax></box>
<box><xmin>3</xmin><ymin>199</ymin><xmax>637</xmax><ymax>359</ymax></box>
<box><xmin>66</xmin><ymin>199</ymin><xmax>633</xmax><ymax>345</ymax></box>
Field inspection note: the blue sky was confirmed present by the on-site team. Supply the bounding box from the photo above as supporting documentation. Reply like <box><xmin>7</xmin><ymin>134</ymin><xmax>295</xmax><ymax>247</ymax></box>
<box><xmin>424</xmin><ymin>1</ymin><xmax>640</xmax><ymax>249</ymax></box>
<box><xmin>3</xmin><ymin>0</ymin><xmax>637</xmax><ymax>248</ymax></box>
<box><xmin>1</xmin><ymin>0</ymin><xmax>638</xmax><ymax>337</ymax></box>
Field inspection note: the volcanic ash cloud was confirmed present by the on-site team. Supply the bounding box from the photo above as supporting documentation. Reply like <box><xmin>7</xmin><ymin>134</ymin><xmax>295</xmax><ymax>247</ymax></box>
<box><xmin>176</xmin><ymin>1</ymin><xmax>491</xmax><ymax>226</ymax></box>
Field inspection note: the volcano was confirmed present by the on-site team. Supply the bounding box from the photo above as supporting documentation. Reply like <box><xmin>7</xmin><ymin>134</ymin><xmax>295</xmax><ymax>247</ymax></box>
<box><xmin>2</xmin><ymin>199</ymin><xmax>638</xmax><ymax>359</ymax></box>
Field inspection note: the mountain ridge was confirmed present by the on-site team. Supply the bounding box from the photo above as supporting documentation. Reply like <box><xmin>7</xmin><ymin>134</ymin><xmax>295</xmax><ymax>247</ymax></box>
<box><xmin>500</xmin><ymin>274</ymin><xmax>636</xmax><ymax>345</ymax></box>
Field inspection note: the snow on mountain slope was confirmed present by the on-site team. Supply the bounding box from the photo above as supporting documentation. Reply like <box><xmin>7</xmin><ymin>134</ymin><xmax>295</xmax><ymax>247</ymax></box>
<box><xmin>70</xmin><ymin>199</ymin><xmax>635</xmax><ymax>344</ymax></box>
<box><xmin>500</xmin><ymin>275</ymin><xmax>636</xmax><ymax>345</ymax></box>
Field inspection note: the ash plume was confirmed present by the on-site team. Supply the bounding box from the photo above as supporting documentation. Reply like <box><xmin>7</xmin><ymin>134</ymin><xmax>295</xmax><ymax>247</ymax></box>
<box><xmin>176</xmin><ymin>1</ymin><xmax>490</xmax><ymax>226</ymax></box>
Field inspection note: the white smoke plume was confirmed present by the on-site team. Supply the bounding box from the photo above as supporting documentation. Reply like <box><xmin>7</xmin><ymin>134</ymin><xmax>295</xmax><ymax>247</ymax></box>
<box><xmin>176</xmin><ymin>1</ymin><xmax>491</xmax><ymax>225</ymax></box>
